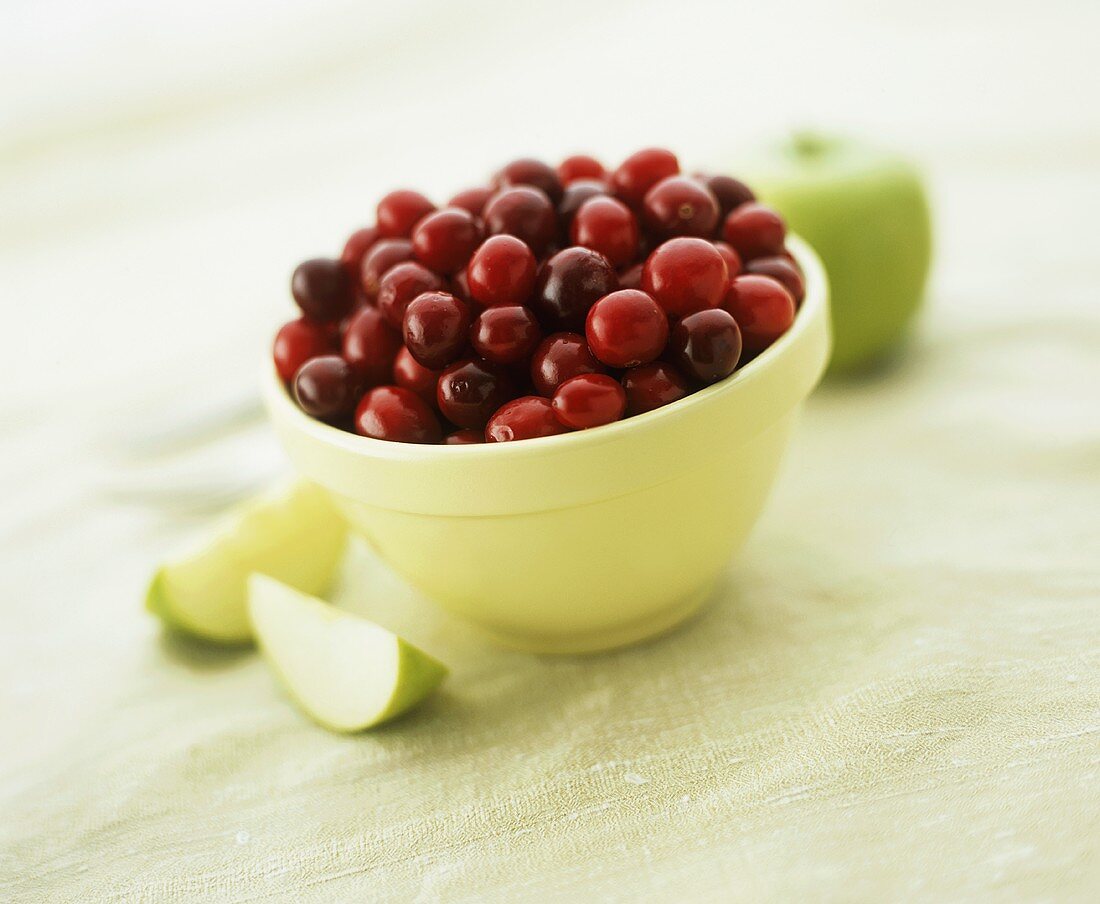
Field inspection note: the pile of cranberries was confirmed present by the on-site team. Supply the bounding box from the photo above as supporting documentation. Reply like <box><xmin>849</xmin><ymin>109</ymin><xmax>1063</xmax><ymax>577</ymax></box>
<box><xmin>274</xmin><ymin>149</ymin><xmax>804</xmax><ymax>444</ymax></box>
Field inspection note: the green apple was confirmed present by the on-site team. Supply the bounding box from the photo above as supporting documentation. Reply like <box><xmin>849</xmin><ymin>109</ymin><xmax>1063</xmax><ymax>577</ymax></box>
<box><xmin>742</xmin><ymin>133</ymin><xmax>933</xmax><ymax>373</ymax></box>
<box><xmin>247</xmin><ymin>575</ymin><xmax>447</xmax><ymax>731</ymax></box>
<box><xmin>146</xmin><ymin>480</ymin><xmax>347</xmax><ymax>644</ymax></box>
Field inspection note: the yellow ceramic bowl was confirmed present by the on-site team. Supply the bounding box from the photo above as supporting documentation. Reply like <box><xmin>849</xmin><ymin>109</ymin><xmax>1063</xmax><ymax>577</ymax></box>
<box><xmin>265</xmin><ymin>236</ymin><xmax>830</xmax><ymax>654</ymax></box>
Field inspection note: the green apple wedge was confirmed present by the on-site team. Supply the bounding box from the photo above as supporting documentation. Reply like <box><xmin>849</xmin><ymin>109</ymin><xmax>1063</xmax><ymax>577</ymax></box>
<box><xmin>146</xmin><ymin>480</ymin><xmax>347</xmax><ymax>644</ymax></box>
<box><xmin>247</xmin><ymin>575</ymin><xmax>447</xmax><ymax>732</ymax></box>
<box><xmin>742</xmin><ymin>133</ymin><xmax>933</xmax><ymax>373</ymax></box>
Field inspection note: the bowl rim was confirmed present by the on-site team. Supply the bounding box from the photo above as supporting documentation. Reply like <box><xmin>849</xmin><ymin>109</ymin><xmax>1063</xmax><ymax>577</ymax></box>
<box><xmin>264</xmin><ymin>233</ymin><xmax>828</xmax><ymax>461</ymax></box>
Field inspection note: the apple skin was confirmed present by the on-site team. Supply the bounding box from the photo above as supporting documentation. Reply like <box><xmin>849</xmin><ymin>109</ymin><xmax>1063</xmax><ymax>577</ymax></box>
<box><xmin>742</xmin><ymin>134</ymin><xmax>933</xmax><ymax>373</ymax></box>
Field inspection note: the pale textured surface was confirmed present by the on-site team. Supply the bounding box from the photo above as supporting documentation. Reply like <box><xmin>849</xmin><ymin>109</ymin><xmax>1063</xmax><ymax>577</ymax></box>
<box><xmin>3</xmin><ymin>1</ymin><xmax>1100</xmax><ymax>901</ymax></box>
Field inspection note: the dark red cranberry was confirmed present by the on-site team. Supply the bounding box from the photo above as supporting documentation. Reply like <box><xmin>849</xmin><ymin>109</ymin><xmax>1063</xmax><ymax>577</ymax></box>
<box><xmin>722</xmin><ymin>275</ymin><xmax>796</xmax><ymax>353</ymax></box>
<box><xmin>570</xmin><ymin>196</ymin><xmax>639</xmax><ymax>267</ymax></box>
<box><xmin>642</xmin><ymin>176</ymin><xmax>720</xmax><ymax>238</ymax></box>
<box><xmin>355</xmin><ymin>386</ymin><xmax>442</xmax><ymax>443</ymax></box>
<box><xmin>495</xmin><ymin>158</ymin><xmax>563</xmax><ymax>204</ymax></box>
<box><xmin>292</xmin><ymin>355</ymin><xmax>362</xmax><ymax>421</ymax></box>
<box><xmin>642</xmin><ymin>237</ymin><xmax>728</xmax><ymax>317</ymax></box>
<box><xmin>557</xmin><ymin>179</ymin><xmax>610</xmax><ymax>231</ymax></box>
<box><xmin>342</xmin><ymin>306</ymin><xmax>403</xmax><ymax>386</ymax></box>
<box><xmin>531</xmin><ymin>247</ymin><xmax>618</xmax><ymax>331</ymax></box>
<box><xmin>339</xmin><ymin>226</ymin><xmax>380</xmax><ymax>278</ymax></box>
<box><xmin>618</xmin><ymin>263</ymin><xmax>644</xmax><ymax>290</ymax></box>
<box><xmin>669</xmin><ymin>309</ymin><xmax>742</xmax><ymax>383</ymax></box>
<box><xmin>744</xmin><ymin>255</ymin><xmax>805</xmax><ymax>304</ymax></box>
<box><xmin>713</xmin><ymin>241</ymin><xmax>743</xmax><ymax>280</ymax></box>
<box><xmin>447</xmin><ymin>186</ymin><xmax>493</xmax><ymax>217</ymax></box>
<box><xmin>467</xmin><ymin>235</ymin><xmax>538</xmax><ymax>307</ymax></box>
<box><xmin>291</xmin><ymin>258</ymin><xmax>354</xmax><ymax>322</ymax></box>
<box><xmin>722</xmin><ymin>202</ymin><xmax>787</xmax><ymax>259</ymax></box>
<box><xmin>551</xmin><ymin>374</ymin><xmax>626</xmax><ymax>430</ymax></box>
<box><xmin>486</xmin><ymin>396</ymin><xmax>570</xmax><ymax>442</ymax></box>
<box><xmin>611</xmin><ymin>148</ymin><xmax>679</xmax><ymax>208</ymax></box>
<box><xmin>403</xmin><ymin>291</ymin><xmax>472</xmax><ymax>369</ymax></box>
<box><xmin>483</xmin><ymin>186</ymin><xmax>558</xmax><ymax>257</ymax></box>
<box><xmin>585</xmin><ymin>289</ymin><xmax>668</xmax><ymax>368</ymax></box>
<box><xmin>444</xmin><ymin>428</ymin><xmax>484</xmax><ymax>445</ymax></box>
<box><xmin>273</xmin><ymin>318</ymin><xmax>336</xmax><ymax>382</ymax></box>
<box><xmin>558</xmin><ymin>155</ymin><xmax>606</xmax><ymax>185</ymax></box>
<box><xmin>621</xmin><ymin>362</ymin><xmax>691</xmax><ymax>415</ymax></box>
<box><xmin>471</xmin><ymin>305</ymin><xmax>542</xmax><ymax>365</ymax></box>
<box><xmin>437</xmin><ymin>358</ymin><xmax>515</xmax><ymax>428</ymax></box>
<box><xmin>392</xmin><ymin>346</ymin><xmax>441</xmax><ymax>403</ymax></box>
<box><xmin>360</xmin><ymin>238</ymin><xmax>414</xmax><ymax>300</ymax></box>
<box><xmin>451</xmin><ymin>268</ymin><xmax>472</xmax><ymax>303</ymax></box>
<box><xmin>376</xmin><ymin>190</ymin><xmax>435</xmax><ymax>238</ymax></box>
<box><xmin>697</xmin><ymin>174</ymin><xmax>755</xmax><ymax>218</ymax></box>
<box><xmin>530</xmin><ymin>332</ymin><xmax>605</xmax><ymax>396</ymax></box>
<box><xmin>377</xmin><ymin>262</ymin><xmax>445</xmax><ymax>329</ymax></box>
<box><xmin>412</xmin><ymin>207</ymin><xmax>483</xmax><ymax>274</ymax></box>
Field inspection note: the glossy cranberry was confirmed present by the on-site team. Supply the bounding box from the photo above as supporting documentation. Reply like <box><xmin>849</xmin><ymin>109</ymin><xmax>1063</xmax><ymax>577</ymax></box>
<box><xmin>618</xmin><ymin>263</ymin><xmax>643</xmax><ymax>290</ymax></box>
<box><xmin>642</xmin><ymin>237</ymin><xmax>728</xmax><ymax>317</ymax></box>
<box><xmin>722</xmin><ymin>202</ymin><xmax>787</xmax><ymax>260</ymax></box>
<box><xmin>551</xmin><ymin>374</ymin><xmax>626</xmax><ymax>430</ymax></box>
<box><xmin>273</xmin><ymin>318</ymin><xmax>336</xmax><ymax>382</ymax></box>
<box><xmin>291</xmin><ymin>258</ymin><xmax>354</xmax><ymax>322</ymax></box>
<box><xmin>486</xmin><ymin>396</ymin><xmax>570</xmax><ymax>442</ymax></box>
<box><xmin>342</xmin><ymin>306</ymin><xmax>403</xmax><ymax>386</ymax></box>
<box><xmin>376</xmin><ymin>190</ymin><xmax>435</xmax><ymax>238</ymax></box>
<box><xmin>495</xmin><ymin>158</ymin><xmax>563</xmax><ymax>203</ymax></box>
<box><xmin>292</xmin><ymin>355</ymin><xmax>362</xmax><ymax>421</ymax></box>
<box><xmin>359</xmin><ymin>238</ymin><xmax>414</xmax><ymax>300</ymax></box>
<box><xmin>444</xmin><ymin>428</ymin><xmax>484</xmax><ymax>445</ymax></box>
<box><xmin>355</xmin><ymin>386</ymin><xmax>442</xmax><ymax>443</ymax></box>
<box><xmin>621</xmin><ymin>362</ymin><xmax>692</xmax><ymax>415</ymax></box>
<box><xmin>447</xmin><ymin>186</ymin><xmax>493</xmax><ymax>217</ymax></box>
<box><xmin>557</xmin><ymin>179</ymin><xmax>610</xmax><ymax>230</ymax></box>
<box><xmin>471</xmin><ymin>305</ymin><xmax>542</xmax><ymax>365</ymax></box>
<box><xmin>377</xmin><ymin>262</ymin><xmax>445</xmax><ymax>328</ymax></box>
<box><xmin>339</xmin><ymin>226</ymin><xmax>380</xmax><ymax>278</ymax></box>
<box><xmin>531</xmin><ymin>247</ymin><xmax>618</xmax><ymax>331</ymax></box>
<box><xmin>530</xmin><ymin>332</ymin><xmax>605</xmax><ymax>396</ymax></box>
<box><xmin>585</xmin><ymin>289</ymin><xmax>668</xmax><ymax>368</ymax></box>
<box><xmin>611</xmin><ymin>148</ymin><xmax>679</xmax><ymax>208</ymax></box>
<box><xmin>402</xmin><ymin>291</ymin><xmax>472</xmax><ymax>369</ymax></box>
<box><xmin>723</xmin><ymin>274</ymin><xmax>796</xmax><ymax>353</ymax></box>
<box><xmin>467</xmin><ymin>235</ymin><xmax>538</xmax><ymax>307</ymax></box>
<box><xmin>412</xmin><ymin>207</ymin><xmax>483</xmax><ymax>274</ymax></box>
<box><xmin>483</xmin><ymin>186</ymin><xmax>558</xmax><ymax>257</ymax></box>
<box><xmin>698</xmin><ymin>174</ymin><xmax>755</xmax><ymax>218</ymax></box>
<box><xmin>669</xmin><ymin>309</ymin><xmax>742</xmax><ymax>383</ymax></box>
<box><xmin>558</xmin><ymin>154</ymin><xmax>606</xmax><ymax>185</ymax></box>
<box><xmin>713</xmin><ymin>241</ymin><xmax>743</xmax><ymax>280</ymax></box>
<box><xmin>744</xmin><ymin>255</ymin><xmax>805</xmax><ymax>304</ymax></box>
<box><xmin>570</xmin><ymin>196</ymin><xmax>639</xmax><ymax>267</ymax></box>
<box><xmin>437</xmin><ymin>358</ymin><xmax>515</xmax><ymax>428</ymax></box>
<box><xmin>393</xmin><ymin>346</ymin><xmax>441</xmax><ymax>403</ymax></box>
<box><xmin>642</xmin><ymin>176</ymin><xmax>720</xmax><ymax>238</ymax></box>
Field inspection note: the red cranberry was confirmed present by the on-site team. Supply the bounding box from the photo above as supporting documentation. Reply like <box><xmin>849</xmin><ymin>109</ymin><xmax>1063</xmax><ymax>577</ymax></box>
<box><xmin>355</xmin><ymin>386</ymin><xmax>442</xmax><ymax>443</ymax></box>
<box><xmin>412</xmin><ymin>207</ymin><xmax>483</xmax><ymax>274</ymax></box>
<box><xmin>558</xmin><ymin>179</ymin><xmax>610</xmax><ymax>230</ymax></box>
<box><xmin>531</xmin><ymin>247</ymin><xmax>618</xmax><ymax>331</ymax></box>
<box><xmin>444</xmin><ymin>428</ymin><xmax>484</xmax><ymax>444</ymax></box>
<box><xmin>393</xmin><ymin>346</ymin><xmax>441</xmax><ymax>403</ymax></box>
<box><xmin>570</xmin><ymin>196</ymin><xmax>639</xmax><ymax>267</ymax></box>
<box><xmin>273</xmin><ymin>318</ymin><xmax>336</xmax><ymax>382</ymax></box>
<box><xmin>340</xmin><ymin>226</ymin><xmax>380</xmax><ymax>278</ymax></box>
<box><xmin>551</xmin><ymin>374</ymin><xmax>626</xmax><ymax>430</ymax></box>
<box><xmin>642</xmin><ymin>176</ymin><xmax>720</xmax><ymax>238</ymax></box>
<box><xmin>713</xmin><ymin>241</ymin><xmax>743</xmax><ymax>280</ymax></box>
<box><xmin>342</xmin><ymin>306</ymin><xmax>403</xmax><ymax>386</ymax></box>
<box><xmin>291</xmin><ymin>258</ymin><xmax>354</xmax><ymax>322</ymax></box>
<box><xmin>451</xmin><ymin>268</ymin><xmax>472</xmax><ymax>303</ymax></box>
<box><xmin>558</xmin><ymin>154</ymin><xmax>606</xmax><ymax>185</ymax></box>
<box><xmin>467</xmin><ymin>235</ymin><xmax>538</xmax><ymax>307</ymax></box>
<box><xmin>447</xmin><ymin>186</ymin><xmax>493</xmax><ymax>217</ymax></box>
<box><xmin>621</xmin><ymin>362</ymin><xmax>691</xmax><ymax>415</ymax></box>
<box><xmin>530</xmin><ymin>332</ymin><xmax>605</xmax><ymax>396</ymax></box>
<box><xmin>723</xmin><ymin>274</ymin><xmax>796</xmax><ymax>353</ymax></box>
<box><xmin>669</xmin><ymin>309</ymin><xmax>742</xmax><ymax>383</ymax></box>
<box><xmin>486</xmin><ymin>396</ymin><xmax>570</xmax><ymax>442</ymax></box>
<box><xmin>376</xmin><ymin>190</ymin><xmax>435</xmax><ymax>238</ymax></box>
<box><xmin>292</xmin><ymin>355</ymin><xmax>362</xmax><ymax>421</ymax></box>
<box><xmin>585</xmin><ymin>289</ymin><xmax>668</xmax><ymax>368</ymax></box>
<box><xmin>618</xmin><ymin>263</ymin><xmax>644</xmax><ymax>290</ymax></box>
<box><xmin>495</xmin><ymin>158</ymin><xmax>563</xmax><ymax>204</ymax></box>
<box><xmin>697</xmin><ymin>174</ymin><xmax>755</xmax><ymax>218</ymax></box>
<box><xmin>403</xmin><ymin>291</ymin><xmax>472</xmax><ymax>369</ymax></box>
<box><xmin>360</xmin><ymin>238</ymin><xmax>414</xmax><ymax>300</ymax></box>
<box><xmin>437</xmin><ymin>358</ymin><xmax>515</xmax><ymax>428</ymax></box>
<box><xmin>471</xmin><ymin>305</ymin><xmax>542</xmax><ymax>365</ymax></box>
<box><xmin>642</xmin><ymin>237</ymin><xmax>728</xmax><ymax>317</ymax></box>
<box><xmin>611</xmin><ymin>148</ymin><xmax>679</xmax><ymax>208</ymax></box>
<box><xmin>377</xmin><ymin>262</ymin><xmax>445</xmax><ymax>328</ymax></box>
<box><xmin>744</xmin><ymin>255</ymin><xmax>805</xmax><ymax>304</ymax></box>
<box><xmin>483</xmin><ymin>186</ymin><xmax>558</xmax><ymax>257</ymax></box>
<box><xmin>722</xmin><ymin>202</ymin><xmax>786</xmax><ymax>260</ymax></box>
